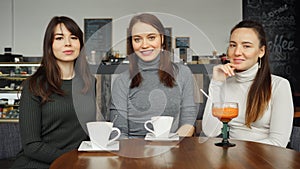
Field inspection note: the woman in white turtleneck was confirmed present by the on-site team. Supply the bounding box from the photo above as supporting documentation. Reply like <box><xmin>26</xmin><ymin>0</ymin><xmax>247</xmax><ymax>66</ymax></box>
<box><xmin>202</xmin><ymin>20</ymin><xmax>294</xmax><ymax>147</ymax></box>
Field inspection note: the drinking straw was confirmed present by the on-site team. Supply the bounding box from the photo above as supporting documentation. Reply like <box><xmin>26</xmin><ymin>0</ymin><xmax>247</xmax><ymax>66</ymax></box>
<box><xmin>200</xmin><ymin>89</ymin><xmax>211</xmax><ymax>101</ymax></box>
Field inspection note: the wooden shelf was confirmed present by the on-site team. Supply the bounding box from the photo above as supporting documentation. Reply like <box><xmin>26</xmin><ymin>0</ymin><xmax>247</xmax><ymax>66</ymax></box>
<box><xmin>0</xmin><ymin>76</ymin><xmax>28</xmax><ymax>81</ymax></box>
<box><xmin>0</xmin><ymin>119</ymin><xmax>19</xmax><ymax>123</ymax></box>
<box><xmin>295</xmin><ymin>107</ymin><xmax>300</xmax><ymax>118</ymax></box>
<box><xmin>0</xmin><ymin>62</ymin><xmax>40</xmax><ymax>67</ymax></box>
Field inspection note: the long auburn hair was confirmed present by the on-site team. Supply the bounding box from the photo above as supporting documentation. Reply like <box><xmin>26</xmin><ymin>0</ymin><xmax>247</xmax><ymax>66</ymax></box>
<box><xmin>230</xmin><ymin>20</ymin><xmax>271</xmax><ymax>127</ymax></box>
<box><xmin>27</xmin><ymin>16</ymin><xmax>92</xmax><ymax>104</ymax></box>
<box><xmin>127</xmin><ymin>13</ymin><xmax>176</xmax><ymax>88</ymax></box>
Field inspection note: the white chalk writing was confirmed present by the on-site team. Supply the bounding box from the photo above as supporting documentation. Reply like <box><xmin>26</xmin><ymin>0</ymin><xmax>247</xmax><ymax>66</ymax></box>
<box><xmin>268</xmin><ymin>35</ymin><xmax>295</xmax><ymax>54</ymax></box>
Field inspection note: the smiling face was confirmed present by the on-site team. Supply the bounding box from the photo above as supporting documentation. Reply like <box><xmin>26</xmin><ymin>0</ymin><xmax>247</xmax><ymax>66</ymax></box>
<box><xmin>227</xmin><ymin>28</ymin><xmax>265</xmax><ymax>71</ymax></box>
<box><xmin>131</xmin><ymin>22</ymin><xmax>163</xmax><ymax>62</ymax></box>
<box><xmin>52</xmin><ymin>23</ymin><xmax>80</xmax><ymax>64</ymax></box>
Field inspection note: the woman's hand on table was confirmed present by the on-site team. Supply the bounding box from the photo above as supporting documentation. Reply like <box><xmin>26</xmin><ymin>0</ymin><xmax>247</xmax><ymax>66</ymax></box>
<box><xmin>176</xmin><ymin>124</ymin><xmax>195</xmax><ymax>137</ymax></box>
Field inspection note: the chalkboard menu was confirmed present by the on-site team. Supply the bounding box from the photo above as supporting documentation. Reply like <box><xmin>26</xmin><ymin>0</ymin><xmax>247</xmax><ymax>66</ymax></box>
<box><xmin>243</xmin><ymin>0</ymin><xmax>299</xmax><ymax>94</ymax></box>
<box><xmin>175</xmin><ymin>37</ymin><xmax>190</xmax><ymax>48</ymax></box>
<box><xmin>84</xmin><ymin>18</ymin><xmax>112</xmax><ymax>63</ymax></box>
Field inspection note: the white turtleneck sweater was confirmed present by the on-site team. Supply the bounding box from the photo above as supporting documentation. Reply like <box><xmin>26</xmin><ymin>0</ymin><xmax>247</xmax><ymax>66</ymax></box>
<box><xmin>202</xmin><ymin>63</ymin><xmax>294</xmax><ymax>147</ymax></box>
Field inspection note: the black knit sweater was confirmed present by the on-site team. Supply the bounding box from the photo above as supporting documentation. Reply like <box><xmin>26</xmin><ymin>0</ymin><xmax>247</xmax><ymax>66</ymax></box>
<box><xmin>11</xmin><ymin>77</ymin><xmax>96</xmax><ymax>169</ymax></box>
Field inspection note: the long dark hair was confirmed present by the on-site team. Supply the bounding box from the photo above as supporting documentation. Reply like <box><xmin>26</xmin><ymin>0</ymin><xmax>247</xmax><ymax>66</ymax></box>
<box><xmin>27</xmin><ymin>16</ymin><xmax>92</xmax><ymax>104</ymax></box>
<box><xmin>230</xmin><ymin>20</ymin><xmax>271</xmax><ymax>127</ymax></box>
<box><xmin>127</xmin><ymin>13</ymin><xmax>176</xmax><ymax>88</ymax></box>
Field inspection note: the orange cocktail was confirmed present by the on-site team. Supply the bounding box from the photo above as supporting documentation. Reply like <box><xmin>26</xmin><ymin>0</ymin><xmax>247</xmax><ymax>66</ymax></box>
<box><xmin>212</xmin><ymin>107</ymin><xmax>238</xmax><ymax>122</ymax></box>
<box><xmin>212</xmin><ymin>102</ymin><xmax>239</xmax><ymax>147</ymax></box>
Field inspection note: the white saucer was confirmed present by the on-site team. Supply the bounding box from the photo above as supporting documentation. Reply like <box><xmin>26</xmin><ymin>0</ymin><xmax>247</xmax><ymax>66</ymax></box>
<box><xmin>78</xmin><ymin>141</ymin><xmax>119</xmax><ymax>151</ymax></box>
<box><xmin>145</xmin><ymin>133</ymin><xmax>179</xmax><ymax>141</ymax></box>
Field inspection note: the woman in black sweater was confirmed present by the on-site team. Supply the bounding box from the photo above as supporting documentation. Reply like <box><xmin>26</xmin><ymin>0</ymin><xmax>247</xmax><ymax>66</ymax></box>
<box><xmin>11</xmin><ymin>16</ymin><xmax>96</xmax><ymax>169</ymax></box>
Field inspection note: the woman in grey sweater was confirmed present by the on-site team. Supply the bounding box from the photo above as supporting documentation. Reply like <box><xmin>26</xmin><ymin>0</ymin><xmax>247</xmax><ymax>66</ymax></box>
<box><xmin>110</xmin><ymin>13</ymin><xmax>197</xmax><ymax>139</ymax></box>
<box><xmin>11</xmin><ymin>16</ymin><xmax>96</xmax><ymax>169</ymax></box>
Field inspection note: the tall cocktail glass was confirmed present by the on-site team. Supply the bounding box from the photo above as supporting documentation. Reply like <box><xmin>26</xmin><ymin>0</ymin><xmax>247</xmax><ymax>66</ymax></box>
<box><xmin>212</xmin><ymin>102</ymin><xmax>238</xmax><ymax>147</ymax></box>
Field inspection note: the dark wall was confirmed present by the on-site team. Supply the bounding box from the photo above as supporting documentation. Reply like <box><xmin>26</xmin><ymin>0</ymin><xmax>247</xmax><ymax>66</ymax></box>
<box><xmin>243</xmin><ymin>0</ymin><xmax>299</xmax><ymax>105</ymax></box>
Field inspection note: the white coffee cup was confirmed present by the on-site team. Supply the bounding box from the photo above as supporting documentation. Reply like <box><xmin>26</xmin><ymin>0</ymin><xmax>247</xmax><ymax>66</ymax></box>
<box><xmin>86</xmin><ymin>121</ymin><xmax>121</xmax><ymax>148</ymax></box>
<box><xmin>144</xmin><ymin>116</ymin><xmax>174</xmax><ymax>138</ymax></box>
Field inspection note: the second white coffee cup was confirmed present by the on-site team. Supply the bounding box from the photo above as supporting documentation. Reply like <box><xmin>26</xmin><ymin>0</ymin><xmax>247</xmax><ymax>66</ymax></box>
<box><xmin>144</xmin><ymin>116</ymin><xmax>174</xmax><ymax>138</ymax></box>
<box><xmin>86</xmin><ymin>121</ymin><xmax>121</xmax><ymax>148</ymax></box>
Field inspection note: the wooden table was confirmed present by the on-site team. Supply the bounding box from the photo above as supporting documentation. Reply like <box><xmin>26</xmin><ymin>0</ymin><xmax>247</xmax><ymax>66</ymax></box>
<box><xmin>50</xmin><ymin>137</ymin><xmax>300</xmax><ymax>169</ymax></box>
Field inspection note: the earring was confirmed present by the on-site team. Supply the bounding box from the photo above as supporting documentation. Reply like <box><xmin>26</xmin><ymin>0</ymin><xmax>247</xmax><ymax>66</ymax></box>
<box><xmin>258</xmin><ymin>57</ymin><xmax>261</xmax><ymax>68</ymax></box>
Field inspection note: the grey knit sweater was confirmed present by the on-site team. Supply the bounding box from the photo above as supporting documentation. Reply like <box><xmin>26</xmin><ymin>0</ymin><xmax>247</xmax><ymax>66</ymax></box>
<box><xmin>11</xmin><ymin>77</ymin><xmax>96</xmax><ymax>169</ymax></box>
<box><xmin>110</xmin><ymin>56</ymin><xmax>197</xmax><ymax>138</ymax></box>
